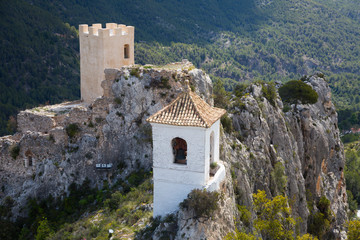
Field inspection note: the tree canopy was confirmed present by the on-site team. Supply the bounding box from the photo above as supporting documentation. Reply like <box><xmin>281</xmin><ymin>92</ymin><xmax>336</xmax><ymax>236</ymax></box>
<box><xmin>279</xmin><ymin>80</ymin><xmax>318</xmax><ymax>106</ymax></box>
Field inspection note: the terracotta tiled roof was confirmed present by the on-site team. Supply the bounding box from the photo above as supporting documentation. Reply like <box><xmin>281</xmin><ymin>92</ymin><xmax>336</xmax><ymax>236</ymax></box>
<box><xmin>147</xmin><ymin>83</ymin><xmax>226</xmax><ymax>128</ymax></box>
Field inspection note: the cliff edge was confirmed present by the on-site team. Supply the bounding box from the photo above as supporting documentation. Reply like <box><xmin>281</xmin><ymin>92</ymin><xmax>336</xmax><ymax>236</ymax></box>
<box><xmin>0</xmin><ymin>63</ymin><xmax>347</xmax><ymax>239</ymax></box>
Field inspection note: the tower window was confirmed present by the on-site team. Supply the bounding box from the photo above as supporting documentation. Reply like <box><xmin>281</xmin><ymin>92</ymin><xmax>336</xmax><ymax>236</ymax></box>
<box><xmin>172</xmin><ymin>137</ymin><xmax>187</xmax><ymax>164</ymax></box>
<box><xmin>124</xmin><ymin>44</ymin><xmax>130</xmax><ymax>59</ymax></box>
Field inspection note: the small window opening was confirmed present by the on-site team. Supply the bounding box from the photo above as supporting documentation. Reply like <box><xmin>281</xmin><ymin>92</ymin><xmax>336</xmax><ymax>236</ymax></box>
<box><xmin>124</xmin><ymin>44</ymin><xmax>130</xmax><ymax>59</ymax></box>
<box><xmin>172</xmin><ymin>137</ymin><xmax>187</xmax><ymax>164</ymax></box>
<box><xmin>28</xmin><ymin>156</ymin><xmax>32</xmax><ymax>166</ymax></box>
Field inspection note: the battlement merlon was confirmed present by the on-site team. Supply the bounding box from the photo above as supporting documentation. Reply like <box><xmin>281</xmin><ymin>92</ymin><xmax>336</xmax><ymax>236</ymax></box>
<box><xmin>79</xmin><ymin>23</ymin><xmax>134</xmax><ymax>37</ymax></box>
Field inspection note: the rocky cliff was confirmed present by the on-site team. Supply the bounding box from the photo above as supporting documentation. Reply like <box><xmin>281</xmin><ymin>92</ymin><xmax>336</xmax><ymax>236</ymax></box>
<box><xmin>223</xmin><ymin>75</ymin><xmax>347</xmax><ymax>239</ymax></box>
<box><xmin>148</xmin><ymin>74</ymin><xmax>347</xmax><ymax>240</ymax></box>
<box><xmin>0</xmin><ymin>62</ymin><xmax>347</xmax><ymax>239</ymax></box>
<box><xmin>0</xmin><ymin>60</ymin><xmax>212</xmax><ymax>218</ymax></box>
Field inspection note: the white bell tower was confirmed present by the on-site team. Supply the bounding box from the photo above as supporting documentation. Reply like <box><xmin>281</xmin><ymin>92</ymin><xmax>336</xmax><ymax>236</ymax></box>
<box><xmin>147</xmin><ymin>81</ymin><xmax>226</xmax><ymax>217</ymax></box>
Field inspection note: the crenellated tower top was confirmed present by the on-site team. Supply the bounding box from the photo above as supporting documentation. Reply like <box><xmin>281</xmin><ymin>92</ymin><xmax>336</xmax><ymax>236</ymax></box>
<box><xmin>79</xmin><ymin>23</ymin><xmax>135</xmax><ymax>103</ymax></box>
<box><xmin>79</xmin><ymin>23</ymin><xmax>134</xmax><ymax>37</ymax></box>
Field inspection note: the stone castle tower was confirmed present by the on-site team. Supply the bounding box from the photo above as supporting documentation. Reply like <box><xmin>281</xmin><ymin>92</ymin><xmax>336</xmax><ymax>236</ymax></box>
<box><xmin>147</xmin><ymin>81</ymin><xmax>227</xmax><ymax>217</ymax></box>
<box><xmin>79</xmin><ymin>23</ymin><xmax>134</xmax><ymax>102</ymax></box>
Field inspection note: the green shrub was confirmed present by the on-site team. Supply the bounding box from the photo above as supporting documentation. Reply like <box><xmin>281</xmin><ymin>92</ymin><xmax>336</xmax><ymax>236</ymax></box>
<box><xmin>210</xmin><ymin>162</ymin><xmax>218</xmax><ymax>169</ymax></box>
<box><xmin>253</xmin><ymin>190</ymin><xmax>296</xmax><ymax>240</ymax></box>
<box><xmin>271</xmin><ymin>162</ymin><xmax>288</xmax><ymax>194</ymax></box>
<box><xmin>283</xmin><ymin>103</ymin><xmax>292</xmax><ymax>112</ymax></box>
<box><xmin>160</xmin><ymin>76</ymin><xmax>171</xmax><ymax>89</ymax></box>
<box><xmin>226</xmin><ymin>191</ymin><xmax>318</xmax><ymax>240</ymax></box>
<box><xmin>308</xmin><ymin>196</ymin><xmax>332</xmax><ymax>239</ymax></box>
<box><xmin>233</xmin><ymin>83</ymin><xmax>248</xmax><ymax>98</ymax></box>
<box><xmin>221</xmin><ymin>114</ymin><xmax>233</xmax><ymax>134</ymax></box>
<box><xmin>104</xmin><ymin>192</ymin><xmax>125</xmax><ymax>211</ymax></box>
<box><xmin>9</xmin><ymin>144</ymin><xmax>20</xmax><ymax>159</ymax></box>
<box><xmin>237</xmin><ymin>205</ymin><xmax>251</xmax><ymax>227</ymax></box>
<box><xmin>130</xmin><ymin>67</ymin><xmax>140</xmax><ymax>78</ymax></box>
<box><xmin>309</xmin><ymin>212</ymin><xmax>330</xmax><ymax>239</ymax></box>
<box><xmin>341</xmin><ymin>133</ymin><xmax>360</xmax><ymax>143</ymax></box>
<box><xmin>114</xmin><ymin>97</ymin><xmax>122</xmax><ymax>105</ymax></box>
<box><xmin>279</xmin><ymin>80</ymin><xmax>318</xmax><ymax>106</ymax></box>
<box><xmin>235</xmin><ymin>99</ymin><xmax>246</xmax><ymax>111</ymax></box>
<box><xmin>297</xmin><ymin>234</ymin><xmax>318</xmax><ymax>240</ymax></box>
<box><xmin>347</xmin><ymin>220</ymin><xmax>360</xmax><ymax>240</ymax></box>
<box><xmin>213</xmin><ymin>79</ymin><xmax>230</xmax><ymax>108</ymax></box>
<box><xmin>317</xmin><ymin>196</ymin><xmax>331</xmax><ymax>216</ymax></box>
<box><xmin>88</xmin><ymin>121</ymin><xmax>94</xmax><ymax>128</ymax></box>
<box><xmin>180</xmin><ymin>189</ymin><xmax>220</xmax><ymax>218</ymax></box>
<box><xmin>347</xmin><ymin>190</ymin><xmax>358</xmax><ymax>215</ymax></box>
<box><xmin>262</xmin><ymin>82</ymin><xmax>277</xmax><ymax>106</ymax></box>
<box><xmin>48</xmin><ymin>134</ymin><xmax>55</xmax><ymax>143</ymax></box>
<box><xmin>35</xmin><ymin>218</ymin><xmax>54</xmax><ymax>240</ymax></box>
<box><xmin>65</xmin><ymin>123</ymin><xmax>80</xmax><ymax>138</ymax></box>
<box><xmin>126</xmin><ymin>169</ymin><xmax>149</xmax><ymax>187</ymax></box>
<box><xmin>125</xmin><ymin>209</ymin><xmax>143</xmax><ymax>225</ymax></box>
<box><xmin>225</xmin><ymin>229</ymin><xmax>257</xmax><ymax>240</ymax></box>
<box><xmin>78</xmin><ymin>199</ymin><xmax>88</xmax><ymax>208</ymax></box>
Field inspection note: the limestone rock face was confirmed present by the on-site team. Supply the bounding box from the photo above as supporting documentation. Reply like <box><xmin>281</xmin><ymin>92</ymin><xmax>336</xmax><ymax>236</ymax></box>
<box><xmin>138</xmin><ymin>74</ymin><xmax>347</xmax><ymax>240</ymax></box>
<box><xmin>174</xmin><ymin>163</ymin><xmax>236</xmax><ymax>240</ymax></box>
<box><xmin>0</xmin><ymin>62</ymin><xmax>213</xmax><ymax>219</ymax></box>
<box><xmin>226</xmin><ymin>75</ymin><xmax>347</xmax><ymax>239</ymax></box>
<box><xmin>0</xmin><ymin>64</ymin><xmax>347</xmax><ymax>239</ymax></box>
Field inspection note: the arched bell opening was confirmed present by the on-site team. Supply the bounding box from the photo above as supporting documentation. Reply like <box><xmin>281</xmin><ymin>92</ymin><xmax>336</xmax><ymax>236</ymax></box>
<box><xmin>171</xmin><ymin>137</ymin><xmax>187</xmax><ymax>164</ymax></box>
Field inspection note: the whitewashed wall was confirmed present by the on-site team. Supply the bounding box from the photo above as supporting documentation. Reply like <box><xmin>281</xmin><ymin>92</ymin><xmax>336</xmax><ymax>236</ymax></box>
<box><xmin>204</xmin><ymin>120</ymin><xmax>220</xmax><ymax>182</ymax></box>
<box><xmin>151</xmin><ymin>119</ymin><xmax>221</xmax><ymax>217</ymax></box>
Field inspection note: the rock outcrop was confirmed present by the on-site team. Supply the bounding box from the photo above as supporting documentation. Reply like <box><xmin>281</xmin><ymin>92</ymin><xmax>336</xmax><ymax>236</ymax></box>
<box><xmin>0</xmin><ymin>63</ymin><xmax>347</xmax><ymax>239</ymax></box>
<box><xmin>223</xmin><ymin>75</ymin><xmax>347</xmax><ymax>238</ymax></box>
<box><xmin>0</xmin><ymin>61</ymin><xmax>212</xmax><ymax>219</ymax></box>
<box><xmin>148</xmin><ymin>74</ymin><xmax>347</xmax><ymax>239</ymax></box>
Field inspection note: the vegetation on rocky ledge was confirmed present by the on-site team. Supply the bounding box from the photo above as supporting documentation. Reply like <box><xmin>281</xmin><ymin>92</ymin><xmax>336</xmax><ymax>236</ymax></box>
<box><xmin>226</xmin><ymin>190</ymin><xmax>319</xmax><ymax>240</ymax></box>
<box><xmin>279</xmin><ymin>80</ymin><xmax>318</xmax><ymax>107</ymax></box>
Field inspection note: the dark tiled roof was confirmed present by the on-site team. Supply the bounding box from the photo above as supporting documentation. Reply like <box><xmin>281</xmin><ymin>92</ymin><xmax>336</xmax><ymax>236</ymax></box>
<box><xmin>147</xmin><ymin>84</ymin><xmax>226</xmax><ymax>128</ymax></box>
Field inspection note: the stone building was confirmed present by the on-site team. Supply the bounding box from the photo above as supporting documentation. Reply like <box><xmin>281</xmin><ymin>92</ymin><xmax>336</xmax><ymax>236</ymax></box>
<box><xmin>147</xmin><ymin>81</ymin><xmax>226</xmax><ymax>217</ymax></box>
<box><xmin>79</xmin><ymin>23</ymin><xmax>134</xmax><ymax>102</ymax></box>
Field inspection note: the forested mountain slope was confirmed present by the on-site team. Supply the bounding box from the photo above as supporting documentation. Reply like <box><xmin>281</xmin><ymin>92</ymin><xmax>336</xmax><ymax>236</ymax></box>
<box><xmin>1</xmin><ymin>0</ymin><xmax>360</xmax><ymax>135</ymax></box>
<box><xmin>0</xmin><ymin>1</ymin><xmax>79</xmax><ymax>135</ymax></box>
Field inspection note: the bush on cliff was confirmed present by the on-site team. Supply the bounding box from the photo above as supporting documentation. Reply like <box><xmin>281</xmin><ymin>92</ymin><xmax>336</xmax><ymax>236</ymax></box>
<box><xmin>65</xmin><ymin>123</ymin><xmax>80</xmax><ymax>138</ymax></box>
<box><xmin>279</xmin><ymin>80</ymin><xmax>318</xmax><ymax>106</ymax></box>
<box><xmin>308</xmin><ymin>196</ymin><xmax>333</xmax><ymax>239</ymax></box>
<box><xmin>180</xmin><ymin>189</ymin><xmax>220</xmax><ymax>218</ymax></box>
<box><xmin>226</xmin><ymin>190</ymin><xmax>319</xmax><ymax>240</ymax></box>
<box><xmin>262</xmin><ymin>82</ymin><xmax>277</xmax><ymax>106</ymax></box>
<box><xmin>347</xmin><ymin>220</ymin><xmax>360</xmax><ymax>240</ymax></box>
<box><xmin>9</xmin><ymin>144</ymin><xmax>20</xmax><ymax>159</ymax></box>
